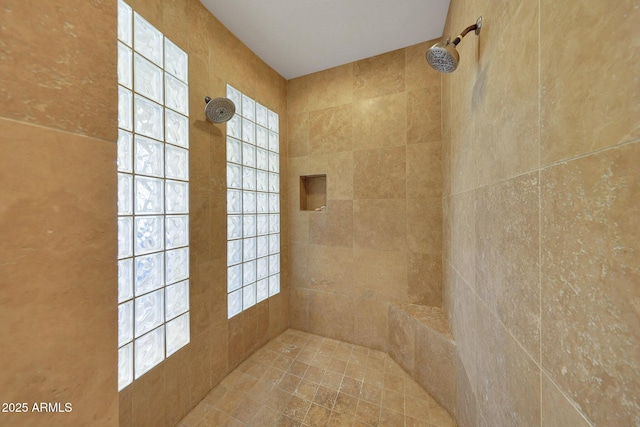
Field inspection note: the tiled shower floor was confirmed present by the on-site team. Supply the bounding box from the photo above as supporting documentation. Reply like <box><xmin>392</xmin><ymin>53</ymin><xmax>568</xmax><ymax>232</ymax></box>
<box><xmin>179</xmin><ymin>329</ymin><xmax>456</xmax><ymax>427</ymax></box>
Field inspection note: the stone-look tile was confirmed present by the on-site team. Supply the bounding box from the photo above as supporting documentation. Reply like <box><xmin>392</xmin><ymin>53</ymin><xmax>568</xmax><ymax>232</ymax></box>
<box><xmin>448</xmin><ymin>266</ymin><xmax>477</xmax><ymax>392</ymax></box>
<box><xmin>387</xmin><ymin>305</ymin><xmax>416</xmax><ymax>375</ymax></box>
<box><xmin>476</xmin><ymin>303</ymin><xmax>540</xmax><ymax>427</ymax></box>
<box><xmin>450</xmin><ymin>190</ymin><xmax>475</xmax><ymax>288</ymax></box>
<box><xmin>441</xmin><ymin>77</ymin><xmax>452</xmax><ymax>198</ymax></box>
<box><xmin>541</xmin><ymin>373</ymin><xmax>592</xmax><ymax>427</ymax></box>
<box><xmin>407</xmin><ymin>253</ymin><xmax>442</xmax><ymax>307</ymax></box>
<box><xmin>190</xmin><ymin>195</ymin><xmax>211</xmax><ymax>267</ymax></box>
<box><xmin>0</xmin><ymin>119</ymin><xmax>118</xmax><ymax>427</ymax></box>
<box><xmin>407</xmin><ymin>198</ymin><xmax>442</xmax><ymax>255</ymax></box>
<box><xmin>474</xmin><ymin>0</ymin><xmax>539</xmax><ymax>186</ymax></box>
<box><xmin>288</xmin><ymin>112</ymin><xmax>310</xmax><ymax>158</ymax></box>
<box><xmin>354</xmin><ymin>49</ymin><xmax>406</xmax><ymax>100</ymax></box>
<box><xmin>352</xmin><ymin>92</ymin><xmax>407</xmax><ymax>150</ymax></box>
<box><xmin>475</xmin><ymin>172</ymin><xmax>540</xmax><ymax>361</ymax></box>
<box><xmin>540</xmin><ymin>0</ymin><xmax>640</xmax><ymax>166</ymax></box>
<box><xmin>541</xmin><ymin>142</ymin><xmax>640</xmax><ymax>426</ymax></box>
<box><xmin>353</xmin><ymin>146</ymin><xmax>406</xmax><ymax>199</ymax></box>
<box><xmin>290</xmin><ymin>243</ymin><xmax>309</xmax><ymax>288</ymax></box>
<box><xmin>407</xmin><ymin>142</ymin><xmax>443</xmax><ymax>199</ymax></box>
<box><xmin>407</xmin><ymin>87</ymin><xmax>442</xmax><ymax>144</ymax></box>
<box><xmin>353</xmin><ymin>199</ymin><xmax>407</xmax><ymax>252</ymax></box>
<box><xmin>211</xmin><ymin>321</ymin><xmax>229</xmax><ymax>387</ymax></box>
<box><xmin>353</xmin><ymin>248</ymin><xmax>407</xmax><ymax>302</ymax></box>
<box><xmin>309</xmin><ymin>200</ymin><xmax>353</xmax><ymax>247</ymax></box>
<box><xmin>353</xmin><ymin>297</ymin><xmax>388</xmax><ymax>352</ymax></box>
<box><xmin>162</xmin><ymin>0</ymin><xmax>189</xmax><ymax>49</ymax></box>
<box><xmin>307</xmin><ymin>63</ymin><xmax>354</xmax><ymax>112</ymax></box>
<box><xmin>309</xmin><ymin>291</ymin><xmax>355</xmax><ymax>343</ymax></box>
<box><xmin>290</xmin><ymin>288</ymin><xmax>310</xmax><ymax>332</ymax></box>
<box><xmin>309</xmin><ymin>104</ymin><xmax>352</xmax><ymax>155</ymax></box>
<box><xmin>287</xmin><ymin>76</ymin><xmax>311</xmax><ymax>114</ymax></box>
<box><xmin>191</xmin><ymin>329</ymin><xmax>213</xmax><ymax>404</ymax></box>
<box><xmin>165</xmin><ymin>347</ymin><xmax>193</xmax><ymax>427</ymax></box>
<box><xmin>455</xmin><ymin>355</ymin><xmax>477</xmax><ymax>427</ymax></box>
<box><xmin>119</xmin><ymin>385</ymin><xmax>133</xmax><ymax>427</ymax></box>
<box><xmin>0</xmin><ymin>1</ymin><xmax>117</xmax><ymax>141</ymax></box>
<box><xmin>307</xmin><ymin>245</ymin><xmax>354</xmax><ymax>295</ymax></box>
<box><xmin>133</xmin><ymin>364</ymin><xmax>166</xmax><ymax>427</ymax></box>
<box><xmin>307</xmin><ymin>152</ymin><xmax>354</xmax><ymax>200</ymax></box>
<box><xmin>405</xmin><ymin>40</ymin><xmax>441</xmax><ymax>92</ymax></box>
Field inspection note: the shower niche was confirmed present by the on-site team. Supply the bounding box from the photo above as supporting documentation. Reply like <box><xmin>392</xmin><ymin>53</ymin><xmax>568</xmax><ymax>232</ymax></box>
<box><xmin>300</xmin><ymin>175</ymin><xmax>326</xmax><ymax>211</ymax></box>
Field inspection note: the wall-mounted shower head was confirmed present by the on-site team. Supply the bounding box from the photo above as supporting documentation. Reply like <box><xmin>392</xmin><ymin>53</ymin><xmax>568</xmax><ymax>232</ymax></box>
<box><xmin>426</xmin><ymin>16</ymin><xmax>482</xmax><ymax>73</ymax></box>
<box><xmin>204</xmin><ymin>96</ymin><xmax>236</xmax><ymax>123</ymax></box>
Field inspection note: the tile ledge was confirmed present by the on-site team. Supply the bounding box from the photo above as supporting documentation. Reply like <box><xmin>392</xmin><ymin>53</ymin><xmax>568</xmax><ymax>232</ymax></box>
<box><xmin>391</xmin><ymin>302</ymin><xmax>454</xmax><ymax>340</ymax></box>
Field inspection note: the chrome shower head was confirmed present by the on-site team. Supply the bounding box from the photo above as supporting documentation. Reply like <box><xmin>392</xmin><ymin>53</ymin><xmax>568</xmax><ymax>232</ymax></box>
<box><xmin>204</xmin><ymin>96</ymin><xmax>236</xmax><ymax>123</ymax></box>
<box><xmin>426</xmin><ymin>16</ymin><xmax>482</xmax><ymax>73</ymax></box>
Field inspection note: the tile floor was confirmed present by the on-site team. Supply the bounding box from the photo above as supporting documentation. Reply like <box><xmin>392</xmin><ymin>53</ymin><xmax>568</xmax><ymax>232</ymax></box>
<box><xmin>178</xmin><ymin>329</ymin><xmax>456</xmax><ymax>427</ymax></box>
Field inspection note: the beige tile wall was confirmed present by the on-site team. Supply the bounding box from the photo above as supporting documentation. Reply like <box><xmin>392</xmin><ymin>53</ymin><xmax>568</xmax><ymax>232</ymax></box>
<box><xmin>287</xmin><ymin>42</ymin><xmax>444</xmax><ymax>351</ymax></box>
<box><xmin>442</xmin><ymin>0</ymin><xmax>640</xmax><ymax>425</ymax></box>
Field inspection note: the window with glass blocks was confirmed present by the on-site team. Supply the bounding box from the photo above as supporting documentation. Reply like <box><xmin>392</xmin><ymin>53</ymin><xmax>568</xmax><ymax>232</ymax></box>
<box><xmin>226</xmin><ymin>85</ymin><xmax>280</xmax><ymax>319</ymax></box>
<box><xmin>117</xmin><ymin>0</ymin><xmax>190</xmax><ymax>391</ymax></box>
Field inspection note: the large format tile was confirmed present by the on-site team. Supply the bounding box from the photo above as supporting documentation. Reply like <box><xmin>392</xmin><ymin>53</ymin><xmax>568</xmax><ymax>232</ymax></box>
<box><xmin>354</xmin><ymin>49</ymin><xmax>406</xmax><ymax>101</ymax></box>
<box><xmin>353</xmin><ymin>199</ymin><xmax>407</xmax><ymax>252</ymax></box>
<box><xmin>353</xmin><ymin>146</ymin><xmax>406</xmax><ymax>199</ymax></box>
<box><xmin>541</xmin><ymin>373</ymin><xmax>592</xmax><ymax>427</ymax></box>
<box><xmin>309</xmin><ymin>104</ymin><xmax>352</xmax><ymax>155</ymax></box>
<box><xmin>352</xmin><ymin>92</ymin><xmax>407</xmax><ymax>150</ymax></box>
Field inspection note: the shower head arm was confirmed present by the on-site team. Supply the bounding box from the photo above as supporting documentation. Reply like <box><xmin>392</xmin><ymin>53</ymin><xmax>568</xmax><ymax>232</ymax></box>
<box><xmin>451</xmin><ymin>16</ymin><xmax>483</xmax><ymax>46</ymax></box>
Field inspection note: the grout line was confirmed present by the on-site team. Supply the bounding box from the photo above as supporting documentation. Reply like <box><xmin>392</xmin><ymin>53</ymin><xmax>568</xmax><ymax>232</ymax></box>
<box><xmin>538</xmin><ymin>0</ymin><xmax>543</xmax><ymax>423</ymax></box>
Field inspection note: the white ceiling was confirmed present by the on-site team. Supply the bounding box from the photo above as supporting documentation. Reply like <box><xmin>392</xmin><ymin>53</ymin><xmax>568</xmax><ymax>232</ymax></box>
<box><xmin>199</xmin><ymin>0</ymin><xmax>451</xmax><ymax>80</ymax></box>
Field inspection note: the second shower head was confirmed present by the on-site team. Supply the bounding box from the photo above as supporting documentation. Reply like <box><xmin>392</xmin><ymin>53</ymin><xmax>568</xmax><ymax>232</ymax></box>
<box><xmin>204</xmin><ymin>96</ymin><xmax>236</xmax><ymax>123</ymax></box>
<box><xmin>426</xmin><ymin>16</ymin><xmax>482</xmax><ymax>73</ymax></box>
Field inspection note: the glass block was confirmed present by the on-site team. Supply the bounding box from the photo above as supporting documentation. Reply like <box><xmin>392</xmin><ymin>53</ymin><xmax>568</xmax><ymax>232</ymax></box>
<box><xmin>227</xmin><ymin>215</ymin><xmax>242</xmax><ymax>240</ymax></box>
<box><xmin>227</xmin><ymin>137</ymin><xmax>242</xmax><ymax>164</ymax></box>
<box><xmin>134</xmin><ymin>53</ymin><xmax>163</xmax><ymax>104</ymax></box>
<box><xmin>118</xmin><ymin>86</ymin><xmax>132</xmax><ymax>131</ymax></box>
<box><xmin>117</xmin><ymin>0</ymin><xmax>132</xmax><ymax>45</ymax></box>
<box><xmin>166</xmin><ymin>280</ymin><xmax>189</xmax><ymax>320</ymax></box>
<box><xmin>256</xmin><ymin>236</ymin><xmax>269</xmax><ymax>258</ymax></box>
<box><xmin>118</xmin><ymin>173</ymin><xmax>133</xmax><ymax>215</ymax></box>
<box><xmin>118</xmin><ymin>301</ymin><xmax>133</xmax><ymax>347</ymax></box>
<box><xmin>242</xmin><ymin>143</ymin><xmax>256</xmax><ymax>168</ymax></box>
<box><xmin>166</xmin><ymin>180</ymin><xmax>188</xmax><ymax>214</ymax></box>
<box><xmin>117</xmin><ymin>129</ymin><xmax>133</xmax><ymax>172</ymax></box>
<box><xmin>269</xmin><ymin>234</ymin><xmax>280</xmax><ymax>255</ymax></box>
<box><xmin>269</xmin><ymin>131</ymin><xmax>279</xmax><ymax>153</ymax></box>
<box><xmin>165</xmin><ymin>109</ymin><xmax>189</xmax><ymax>148</ymax></box>
<box><xmin>227</xmin><ymin>240</ymin><xmax>242</xmax><ymax>266</ymax></box>
<box><xmin>269</xmin><ymin>273</ymin><xmax>280</xmax><ymax>296</ymax></box>
<box><xmin>166</xmin><ymin>145</ymin><xmax>188</xmax><ymax>180</ymax></box>
<box><xmin>227</xmin><ymin>189</ymin><xmax>242</xmax><ymax>214</ymax></box>
<box><xmin>134</xmin><ymin>135</ymin><xmax>164</xmax><ymax>178</ymax></box>
<box><xmin>269</xmin><ymin>173</ymin><xmax>279</xmax><ymax>193</ymax></box>
<box><xmin>134</xmin><ymin>326</ymin><xmax>164</xmax><ymax>379</ymax></box>
<box><xmin>227</xmin><ymin>163</ymin><xmax>242</xmax><ymax>189</ymax></box>
<box><xmin>118</xmin><ymin>258</ymin><xmax>134</xmax><ymax>303</ymax></box>
<box><xmin>269</xmin><ymin>254</ymin><xmax>280</xmax><ymax>275</ymax></box>
<box><xmin>165</xmin><ymin>74</ymin><xmax>189</xmax><ymax>116</ymax></box>
<box><xmin>135</xmin><ymin>176</ymin><xmax>164</xmax><ymax>214</ymax></box>
<box><xmin>166</xmin><ymin>247</ymin><xmax>189</xmax><ymax>284</ymax></box>
<box><xmin>256</xmin><ymin>171</ymin><xmax>268</xmax><ymax>192</ymax></box>
<box><xmin>268</xmin><ymin>152</ymin><xmax>279</xmax><ymax>173</ymax></box>
<box><xmin>227</xmin><ymin>85</ymin><xmax>242</xmax><ymax>116</ymax></box>
<box><xmin>256</xmin><ymin>193</ymin><xmax>268</xmax><ymax>213</ymax></box>
<box><xmin>164</xmin><ymin>38</ymin><xmax>188</xmax><ymax>83</ymax></box>
<box><xmin>243</xmin><ymin>214</ymin><xmax>256</xmax><ymax>238</ymax></box>
<box><xmin>227</xmin><ymin>265</ymin><xmax>242</xmax><ymax>293</ymax></box>
<box><xmin>227</xmin><ymin>114</ymin><xmax>241</xmax><ymax>139</ymax></box>
<box><xmin>241</xmin><ymin>94</ymin><xmax>255</xmax><ymax>121</ymax></box>
<box><xmin>135</xmin><ymin>289</ymin><xmax>164</xmax><ymax>338</ymax></box>
<box><xmin>243</xmin><ymin>283</ymin><xmax>256</xmax><ymax>310</ymax></box>
<box><xmin>134</xmin><ymin>94</ymin><xmax>163</xmax><ymax>141</ymax></box>
<box><xmin>135</xmin><ymin>252</ymin><xmax>164</xmax><ymax>295</ymax></box>
<box><xmin>243</xmin><ymin>260</ymin><xmax>256</xmax><ymax>285</ymax></box>
<box><xmin>256</xmin><ymin>279</ymin><xmax>269</xmax><ymax>303</ymax></box>
<box><xmin>166</xmin><ymin>215</ymin><xmax>188</xmax><ymax>249</ymax></box>
<box><xmin>242</xmin><ymin>191</ymin><xmax>256</xmax><ymax>214</ymax></box>
<box><xmin>256</xmin><ymin>147</ymin><xmax>268</xmax><ymax>170</ymax></box>
<box><xmin>242</xmin><ymin>119</ymin><xmax>255</xmax><ymax>144</ymax></box>
<box><xmin>269</xmin><ymin>194</ymin><xmax>280</xmax><ymax>213</ymax></box>
<box><xmin>268</xmin><ymin>110</ymin><xmax>279</xmax><ymax>132</ymax></box>
<box><xmin>256</xmin><ymin>103</ymin><xmax>268</xmax><ymax>128</ymax></box>
<box><xmin>243</xmin><ymin>237</ymin><xmax>256</xmax><ymax>262</ymax></box>
<box><xmin>257</xmin><ymin>257</ymin><xmax>268</xmax><ymax>280</ymax></box>
<box><xmin>166</xmin><ymin>312</ymin><xmax>190</xmax><ymax>357</ymax></box>
<box><xmin>135</xmin><ymin>215</ymin><xmax>164</xmax><ymax>255</ymax></box>
<box><xmin>269</xmin><ymin>214</ymin><xmax>280</xmax><ymax>234</ymax></box>
<box><xmin>256</xmin><ymin>126</ymin><xmax>268</xmax><ymax>149</ymax></box>
<box><xmin>257</xmin><ymin>215</ymin><xmax>269</xmax><ymax>236</ymax></box>
<box><xmin>243</xmin><ymin>167</ymin><xmax>256</xmax><ymax>191</ymax></box>
<box><xmin>134</xmin><ymin>12</ymin><xmax>162</xmax><ymax>67</ymax></box>
<box><xmin>118</xmin><ymin>343</ymin><xmax>133</xmax><ymax>391</ymax></box>
<box><xmin>118</xmin><ymin>217</ymin><xmax>133</xmax><ymax>259</ymax></box>
<box><xmin>118</xmin><ymin>42</ymin><xmax>132</xmax><ymax>89</ymax></box>
<box><xmin>228</xmin><ymin>289</ymin><xmax>242</xmax><ymax>319</ymax></box>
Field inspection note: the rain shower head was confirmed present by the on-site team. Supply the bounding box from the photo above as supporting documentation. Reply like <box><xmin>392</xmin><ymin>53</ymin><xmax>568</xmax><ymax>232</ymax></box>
<box><xmin>426</xmin><ymin>16</ymin><xmax>482</xmax><ymax>73</ymax></box>
<box><xmin>204</xmin><ymin>96</ymin><xmax>236</xmax><ymax>123</ymax></box>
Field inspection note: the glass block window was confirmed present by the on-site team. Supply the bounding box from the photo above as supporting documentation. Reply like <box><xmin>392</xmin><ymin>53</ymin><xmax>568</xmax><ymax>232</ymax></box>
<box><xmin>226</xmin><ymin>85</ymin><xmax>280</xmax><ymax>319</ymax></box>
<box><xmin>117</xmin><ymin>0</ymin><xmax>190</xmax><ymax>391</ymax></box>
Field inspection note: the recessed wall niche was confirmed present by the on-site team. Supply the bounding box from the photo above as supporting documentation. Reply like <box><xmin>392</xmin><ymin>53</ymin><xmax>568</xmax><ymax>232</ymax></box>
<box><xmin>300</xmin><ymin>175</ymin><xmax>326</xmax><ymax>211</ymax></box>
